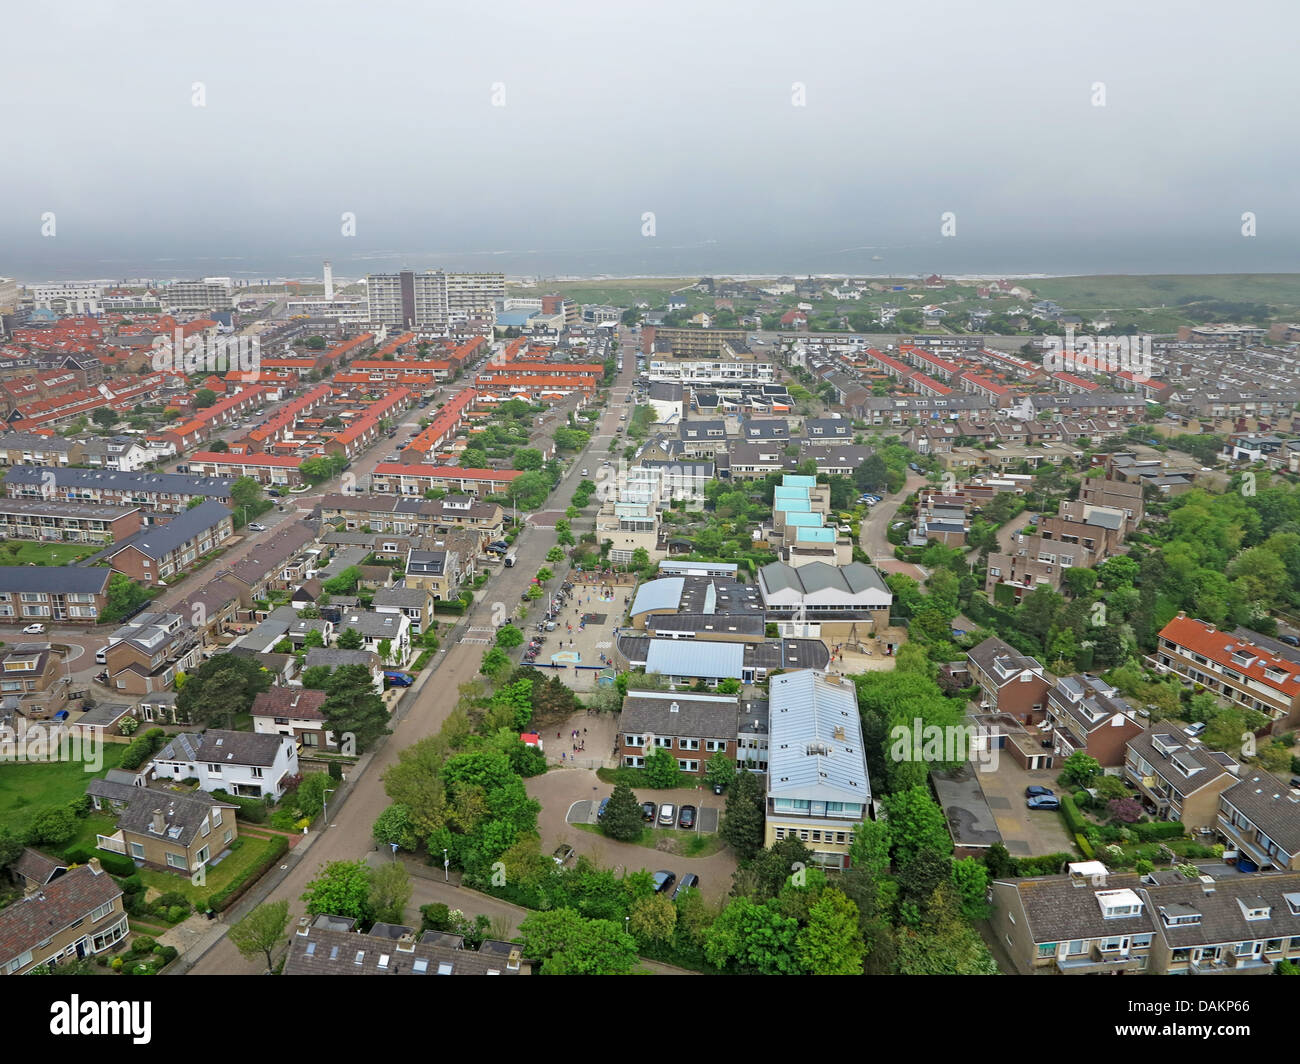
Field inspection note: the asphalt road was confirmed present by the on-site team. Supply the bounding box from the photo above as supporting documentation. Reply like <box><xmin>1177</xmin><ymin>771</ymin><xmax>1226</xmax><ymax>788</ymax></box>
<box><xmin>860</xmin><ymin>472</ymin><xmax>928</xmax><ymax>561</ymax></box>
<box><xmin>188</xmin><ymin>359</ymin><xmax>638</xmax><ymax>973</ymax></box>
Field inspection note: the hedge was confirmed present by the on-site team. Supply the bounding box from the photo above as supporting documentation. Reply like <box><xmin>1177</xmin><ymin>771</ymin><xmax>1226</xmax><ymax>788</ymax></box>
<box><xmin>1060</xmin><ymin>794</ymin><xmax>1089</xmax><ymax>836</ymax></box>
<box><xmin>1129</xmin><ymin>820</ymin><xmax>1186</xmax><ymax>842</ymax></box>
<box><xmin>1075</xmin><ymin>833</ymin><xmax>1095</xmax><ymax>858</ymax></box>
<box><xmin>1014</xmin><ymin>852</ymin><xmax>1071</xmax><ymax>877</ymax></box>
<box><xmin>205</xmin><ymin>834</ymin><xmax>288</xmax><ymax>913</ymax></box>
<box><xmin>94</xmin><ymin>850</ymin><xmax>137</xmax><ymax>877</ymax></box>
<box><xmin>209</xmin><ymin>790</ymin><xmax>269</xmax><ymax>824</ymax></box>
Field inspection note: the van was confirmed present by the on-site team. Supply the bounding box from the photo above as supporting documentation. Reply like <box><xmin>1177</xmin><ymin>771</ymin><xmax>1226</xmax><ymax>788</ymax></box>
<box><xmin>504</xmin><ymin>552</ymin><xmax>517</xmax><ymax>568</ymax></box>
<box><xmin>95</xmin><ymin>647</ymin><xmax>108</xmax><ymax>665</ymax></box>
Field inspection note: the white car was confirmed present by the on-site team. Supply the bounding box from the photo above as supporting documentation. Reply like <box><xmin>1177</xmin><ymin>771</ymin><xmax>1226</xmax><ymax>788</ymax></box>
<box><xmin>246</xmin><ymin>522</ymin><xmax>268</xmax><ymax>532</ymax></box>
<box><xmin>22</xmin><ymin>623</ymin><xmax>46</xmax><ymax>635</ymax></box>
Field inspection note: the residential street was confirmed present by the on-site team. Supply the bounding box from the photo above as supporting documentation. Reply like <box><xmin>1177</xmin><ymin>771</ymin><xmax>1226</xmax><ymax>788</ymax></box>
<box><xmin>186</xmin><ymin>360</ymin><xmax>638</xmax><ymax>973</ymax></box>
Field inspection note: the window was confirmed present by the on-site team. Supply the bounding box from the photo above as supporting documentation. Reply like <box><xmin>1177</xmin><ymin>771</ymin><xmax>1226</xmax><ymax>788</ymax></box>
<box><xmin>91</xmin><ymin>901</ymin><xmax>114</xmax><ymax>922</ymax></box>
<box><xmin>165</xmin><ymin>852</ymin><xmax>187</xmax><ymax>870</ymax></box>
<box><xmin>129</xmin><ymin>842</ymin><xmax>144</xmax><ymax>859</ymax></box>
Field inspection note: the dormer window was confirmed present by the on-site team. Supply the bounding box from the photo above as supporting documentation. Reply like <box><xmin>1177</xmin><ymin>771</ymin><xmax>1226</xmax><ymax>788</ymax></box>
<box><xmin>1238</xmin><ymin>898</ymin><xmax>1271</xmax><ymax>921</ymax></box>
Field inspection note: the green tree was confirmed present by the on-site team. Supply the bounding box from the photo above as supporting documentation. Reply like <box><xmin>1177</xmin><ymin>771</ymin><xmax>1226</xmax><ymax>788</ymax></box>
<box><xmin>26</xmin><ymin>807</ymin><xmax>78</xmax><ymax>846</ymax></box>
<box><xmin>643</xmin><ymin>746</ymin><xmax>682</xmax><ymax>788</ymax></box>
<box><xmin>301</xmin><ymin>859</ymin><xmax>373</xmax><ymax>923</ymax></box>
<box><xmin>367</xmin><ymin>859</ymin><xmax>411</xmax><ymax>925</ymax></box>
<box><xmin>321</xmin><ymin>664</ymin><xmax>391</xmax><ymax>753</ymax></box>
<box><xmin>91</xmin><ymin>406</ymin><xmax>118</xmax><ymax>429</ymax></box>
<box><xmin>373</xmin><ymin>803</ymin><xmax>421</xmax><ymax>852</ymax></box>
<box><xmin>1060</xmin><ymin>751</ymin><xmax>1101</xmax><ymax>787</ymax></box>
<box><xmin>546</xmin><ymin>546</ymin><xmax>565</xmax><ymax>564</ymax></box>
<box><xmin>601</xmin><ymin>783</ymin><xmax>644</xmax><ymax>842</ymax></box>
<box><xmin>495</xmin><ymin>624</ymin><xmax>524</xmax><ymax>650</ymax></box>
<box><xmin>519</xmin><ymin>908</ymin><xmax>639</xmax><ymax>975</ymax></box>
<box><xmin>194</xmin><ymin>388</ymin><xmax>217</xmax><ymax>408</ymax></box>
<box><xmin>705</xmin><ymin>897</ymin><xmax>802</xmax><ymax>975</ymax></box>
<box><xmin>796</xmin><ymin>888</ymin><xmax>864</xmax><ymax>974</ymax></box>
<box><xmin>228</xmin><ymin>901</ymin><xmax>289</xmax><ymax>973</ymax></box>
<box><xmin>300</xmin><ymin>665</ymin><xmax>333</xmax><ymax>690</ymax></box>
<box><xmin>336</xmin><ymin>627</ymin><xmax>364</xmax><ymax>650</ymax></box>
<box><xmin>704</xmin><ymin>751</ymin><xmax>735</xmax><ymax>792</ymax></box>
<box><xmin>881</xmin><ymin>786</ymin><xmax>953</xmax><ymax>865</ymax></box>
<box><xmin>101</xmin><ymin>572</ymin><xmax>150</xmax><ymax>623</ymax></box>
<box><xmin>628</xmin><ymin>893</ymin><xmax>677</xmax><ymax>945</ymax></box>
<box><xmin>513</xmin><ymin>448</ymin><xmax>544</xmax><ymax>471</ymax></box>
<box><xmin>720</xmin><ymin>767</ymin><xmax>765</xmax><ymax>860</ymax></box>
<box><xmin>175</xmin><ymin>653</ymin><xmax>272</xmax><ymax>728</ymax></box>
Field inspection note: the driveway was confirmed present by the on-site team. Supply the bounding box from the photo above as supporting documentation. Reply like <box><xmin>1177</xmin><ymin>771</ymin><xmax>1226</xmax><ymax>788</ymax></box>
<box><xmin>976</xmin><ymin>753</ymin><xmax>1074</xmax><ymax>858</ymax></box>
<box><xmin>860</xmin><ymin>472</ymin><xmax>928</xmax><ymax>562</ymax></box>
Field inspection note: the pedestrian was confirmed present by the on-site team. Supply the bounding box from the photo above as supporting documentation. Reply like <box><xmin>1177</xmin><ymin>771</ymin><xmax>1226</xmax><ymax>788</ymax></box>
<box><xmin>583</xmin><ymin>728</ymin><xmax>587</xmax><ymax>735</ymax></box>
<box><xmin>561</xmin><ymin>751</ymin><xmax>565</xmax><ymax>762</ymax></box>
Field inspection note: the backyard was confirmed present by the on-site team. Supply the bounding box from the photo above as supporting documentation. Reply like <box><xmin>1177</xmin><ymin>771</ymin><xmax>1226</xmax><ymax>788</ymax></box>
<box><xmin>0</xmin><ymin>744</ymin><xmax>125</xmax><ymax>838</ymax></box>
<box><xmin>135</xmin><ymin>831</ymin><xmax>284</xmax><ymax>905</ymax></box>
<box><xmin>0</xmin><ymin>540</ymin><xmax>100</xmax><ymax>566</ymax></box>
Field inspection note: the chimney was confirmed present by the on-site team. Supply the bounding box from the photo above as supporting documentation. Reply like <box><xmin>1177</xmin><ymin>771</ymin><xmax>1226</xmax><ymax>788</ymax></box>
<box><xmin>297</xmin><ymin>916</ymin><xmax>311</xmax><ymax>936</ymax></box>
<box><xmin>151</xmin><ymin>808</ymin><xmax>165</xmax><ymax>833</ymax></box>
<box><xmin>87</xmin><ymin>857</ymin><xmax>103</xmax><ymax>876</ymax></box>
<box><xmin>396</xmin><ymin>932</ymin><xmax>416</xmax><ymax>953</ymax></box>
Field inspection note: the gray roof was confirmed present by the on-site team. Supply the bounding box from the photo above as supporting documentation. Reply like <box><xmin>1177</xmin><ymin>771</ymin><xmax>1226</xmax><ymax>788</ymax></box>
<box><xmin>760</xmin><ymin>560</ymin><xmax>888</xmax><ymax>597</ymax></box>
<box><xmin>75</xmin><ymin>702</ymin><xmax>135</xmax><ymax>727</ymax></box>
<box><xmin>284</xmin><ymin>918</ymin><xmax>526</xmax><ymax>975</ymax></box>
<box><xmin>1127</xmin><ymin>730</ymin><xmax>1237</xmax><ymax>798</ymax></box>
<box><xmin>1220</xmin><ymin>775</ymin><xmax>1300</xmax><ymax>855</ymax></box>
<box><xmin>767</xmin><ymin>670</ymin><xmax>870</xmax><ymax>803</ymax></box>
<box><xmin>154</xmin><ymin>729</ymin><xmax>289</xmax><ymax>768</ymax></box>
<box><xmin>0</xmin><ymin>497</ymin><xmax>139</xmax><ymax>521</ymax></box>
<box><xmin>4</xmin><ymin>466</ymin><xmax>235</xmax><ymax>496</ymax></box>
<box><xmin>88</xmin><ymin>780</ymin><xmax>236</xmax><ymax>847</ymax></box>
<box><xmin>99</xmin><ymin>500</ymin><xmax>230</xmax><ymax>561</ymax></box>
<box><xmin>372</xmin><ymin>587</ymin><xmax>432</xmax><ymax>608</ymax></box>
<box><xmin>630</xmin><ymin>577</ymin><xmax>684</xmax><ymax>617</ymax></box>
<box><xmin>305</xmin><ymin>648</ymin><xmax>378</xmax><ymax>670</ymax></box>
<box><xmin>0</xmin><ymin>432</ymin><xmax>79</xmax><ymax>452</ymax></box>
<box><xmin>645</xmin><ymin>639</ymin><xmax>744</xmax><ymax>680</ymax></box>
<box><xmin>619</xmin><ymin>690</ymin><xmax>738</xmax><ymax>740</ymax></box>
<box><xmin>0</xmin><ymin>565</ymin><xmax>112</xmax><ymax>595</ymax></box>
<box><xmin>337</xmin><ymin>610</ymin><xmax>407</xmax><ymax>638</ymax></box>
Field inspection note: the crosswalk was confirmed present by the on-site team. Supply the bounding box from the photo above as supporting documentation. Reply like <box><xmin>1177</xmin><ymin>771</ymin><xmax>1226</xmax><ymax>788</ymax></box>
<box><xmin>460</xmin><ymin>637</ymin><xmax>492</xmax><ymax>645</ymax></box>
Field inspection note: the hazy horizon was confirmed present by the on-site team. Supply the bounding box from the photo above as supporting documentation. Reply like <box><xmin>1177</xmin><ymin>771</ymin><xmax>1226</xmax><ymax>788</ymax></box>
<box><xmin>4</xmin><ymin>0</ymin><xmax>1298</xmax><ymax>284</ymax></box>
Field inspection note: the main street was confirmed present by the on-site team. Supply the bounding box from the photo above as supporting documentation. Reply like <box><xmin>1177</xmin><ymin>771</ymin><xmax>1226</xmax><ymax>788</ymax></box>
<box><xmin>188</xmin><ymin>355</ymin><xmax>637</xmax><ymax>973</ymax></box>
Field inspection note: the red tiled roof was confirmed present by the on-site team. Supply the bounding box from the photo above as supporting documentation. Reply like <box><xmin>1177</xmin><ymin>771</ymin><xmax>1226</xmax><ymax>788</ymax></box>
<box><xmin>1159</xmin><ymin>614</ymin><xmax>1300</xmax><ymax>696</ymax></box>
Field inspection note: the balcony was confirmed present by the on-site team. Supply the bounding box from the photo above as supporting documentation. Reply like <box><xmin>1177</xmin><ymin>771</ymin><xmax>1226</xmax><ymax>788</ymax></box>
<box><xmin>1056</xmin><ymin>945</ymin><xmax>1146</xmax><ymax>973</ymax></box>
<box><xmin>96</xmin><ymin>832</ymin><xmax>128</xmax><ymax>856</ymax></box>
<box><xmin>1190</xmin><ymin>955</ymin><xmax>1272</xmax><ymax>975</ymax></box>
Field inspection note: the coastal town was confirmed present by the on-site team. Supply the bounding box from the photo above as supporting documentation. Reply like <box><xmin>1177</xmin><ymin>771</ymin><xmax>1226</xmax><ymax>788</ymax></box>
<box><xmin>0</xmin><ymin>267</ymin><xmax>1297</xmax><ymax>986</ymax></box>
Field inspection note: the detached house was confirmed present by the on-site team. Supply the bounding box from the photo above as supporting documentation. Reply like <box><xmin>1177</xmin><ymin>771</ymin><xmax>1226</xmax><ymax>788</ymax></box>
<box><xmin>252</xmin><ymin>686</ymin><xmax>337</xmax><ymax>751</ymax></box>
<box><xmin>0</xmin><ymin>860</ymin><xmax>127</xmax><ymax>975</ymax></box>
<box><xmin>149</xmin><ymin>729</ymin><xmax>299</xmax><ymax>800</ymax></box>
<box><xmin>87</xmin><ymin>781</ymin><xmax>238</xmax><ymax>876</ymax></box>
<box><xmin>404</xmin><ymin>549</ymin><xmax>462</xmax><ymax>601</ymax></box>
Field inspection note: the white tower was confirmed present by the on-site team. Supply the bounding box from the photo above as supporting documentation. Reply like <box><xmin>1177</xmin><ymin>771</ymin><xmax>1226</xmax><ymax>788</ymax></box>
<box><xmin>323</xmin><ymin>261</ymin><xmax>334</xmax><ymax>301</ymax></box>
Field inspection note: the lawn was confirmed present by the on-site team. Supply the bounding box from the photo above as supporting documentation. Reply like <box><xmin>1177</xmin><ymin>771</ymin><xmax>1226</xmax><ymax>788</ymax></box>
<box><xmin>136</xmin><ymin>833</ymin><xmax>279</xmax><ymax>904</ymax></box>
<box><xmin>0</xmin><ymin>540</ymin><xmax>100</xmax><ymax>566</ymax></box>
<box><xmin>0</xmin><ymin>744</ymin><xmax>125</xmax><ymax>838</ymax></box>
<box><xmin>574</xmin><ymin>821</ymin><xmax>725</xmax><ymax>857</ymax></box>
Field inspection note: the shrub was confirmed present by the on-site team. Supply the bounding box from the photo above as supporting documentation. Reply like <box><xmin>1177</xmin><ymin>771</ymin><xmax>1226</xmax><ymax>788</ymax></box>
<box><xmin>1059</xmin><ymin>794</ymin><xmax>1088</xmax><ymax>836</ymax></box>
<box><xmin>118</xmin><ymin>875</ymin><xmax>144</xmax><ymax>895</ymax></box>
<box><xmin>1075</xmin><ymin>833</ymin><xmax>1094</xmax><ymax>858</ymax></box>
<box><xmin>166</xmin><ymin>905</ymin><xmax>188</xmax><ymax>924</ymax></box>
<box><xmin>130</xmin><ymin>936</ymin><xmax>158</xmax><ymax>954</ymax></box>
<box><xmin>62</xmin><ymin>846</ymin><xmax>94</xmax><ymax>866</ymax></box>
<box><xmin>1129</xmin><ymin>820</ymin><xmax>1185</xmax><ymax>842</ymax></box>
<box><xmin>154</xmin><ymin>892</ymin><xmax>190</xmax><ymax>912</ymax></box>
<box><xmin>95</xmin><ymin>851</ymin><xmax>137</xmax><ymax>877</ymax></box>
<box><xmin>205</xmin><ymin>835</ymin><xmax>288</xmax><ymax>913</ymax></box>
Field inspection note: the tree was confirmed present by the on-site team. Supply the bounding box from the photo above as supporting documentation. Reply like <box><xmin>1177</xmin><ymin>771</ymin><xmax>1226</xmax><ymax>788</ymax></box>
<box><xmin>704</xmin><ymin>751</ymin><xmax>735</xmax><ymax>792</ymax></box>
<box><xmin>228</xmin><ymin>901</ymin><xmax>289</xmax><ymax>973</ymax></box>
<box><xmin>101</xmin><ymin>572</ymin><xmax>150</xmax><ymax>623</ymax></box>
<box><xmin>881</xmin><ymin>786</ymin><xmax>952</xmax><ymax>865</ymax></box>
<box><xmin>628</xmin><ymin>894</ymin><xmax>677</xmax><ymax>945</ymax></box>
<box><xmin>720</xmin><ymin>767</ymin><xmax>765</xmax><ymax>860</ymax></box>
<box><xmin>321</xmin><ymin>664</ymin><xmax>391</xmax><ymax>752</ymax></box>
<box><xmin>305</xmin><ymin>335</ymin><xmax>327</xmax><ymax>350</ymax></box>
<box><xmin>367</xmin><ymin>859</ymin><xmax>411</xmax><ymax>925</ymax></box>
<box><xmin>519</xmin><ymin>909</ymin><xmax>639</xmax><ymax>975</ymax></box>
<box><xmin>26</xmin><ymin>807</ymin><xmax>78</xmax><ymax>846</ymax></box>
<box><xmin>705</xmin><ymin>897</ymin><xmax>802</xmax><ymax>975</ymax></box>
<box><xmin>373</xmin><ymin>803</ymin><xmax>421</xmax><ymax>851</ymax></box>
<box><xmin>546</xmin><ymin>546</ymin><xmax>565</xmax><ymax>564</ymax></box>
<box><xmin>336</xmin><ymin>627</ymin><xmax>364</xmax><ymax>650</ymax></box>
<box><xmin>796</xmin><ymin>888</ymin><xmax>864</xmax><ymax>974</ymax></box>
<box><xmin>1061</xmin><ymin>751</ymin><xmax>1101</xmax><ymax>787</ymax></box>
<box><xmin>601</xmin><ymin>783</ymin><xmax>644</xmax><ymax>842</ymax></box>
<box><xmin>175</xmin><ymin>653</ymin><xmax>272</xmax><ymax>728</ymax></box>
<box><xmin>230</xmin><ymin>476</ymin><xmax>264</xmax><ymax>517</ymax></box>
<box><xmin>643</xmin><ymin>746</ymin><xmax>681</xmax><ymax>788</ymax></box>
<box><xmin>301</xmin><ymin>665</ymin><xmax>333</xmax><ymax>690</ymax></box>
<box><xmin>91</xmin><ymin>407</ymin><xmax>118</xmax><ymax>429</ymax></box>
<box><xmin>209</xmin><ymin>439</ymin><xmax>230</xmax><ymax>453</ymax></box>
<box><xmin>302</xmin><ymin>860</ymin><xmax>373</xmax><ymax>923</ymax></box>
<box><xmin>194</xmin><ymin>388</ymin><xmax>217</xmax><ymax>409</ymax></box>
<box><xmin>479</xmin><ymin>647</ymin><xmax>511</xmax><ymax>681</ymax></box>
<box><xmin>513</xmin><ymin>448</ymin><xmax>544</xmax><ymax>471</ymax></box>
<box><xmin>495</xmin><ymin>624</ymin><xmax>524</xmax><ymax>650</ymax></box>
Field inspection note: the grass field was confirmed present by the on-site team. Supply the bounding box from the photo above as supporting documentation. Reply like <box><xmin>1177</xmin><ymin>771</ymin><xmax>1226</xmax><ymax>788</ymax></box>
<box><xmin>0</xmin><ymin>744</ymin><xmax>125</xmax><ymax>838</ymax></box>
<box><xmin>0</xmin><ymin>541</ymin><xmax>101</xmax><ymax>566</ymax></box>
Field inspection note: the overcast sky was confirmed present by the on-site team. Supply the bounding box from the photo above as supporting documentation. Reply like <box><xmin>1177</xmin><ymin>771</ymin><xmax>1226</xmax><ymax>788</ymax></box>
<box><xmin>4</xmin><ymin>0</ymin><xmax>1298</xmax><ymax>280</ymax></box>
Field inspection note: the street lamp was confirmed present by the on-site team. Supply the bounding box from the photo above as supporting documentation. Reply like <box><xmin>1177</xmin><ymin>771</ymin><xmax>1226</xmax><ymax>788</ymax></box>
<box><xmin>443</xmin><ymin>848</ymin><xmax>449</xmax><ymax>883</ymax></box>
<box><xmin>322</xmin><ymin>787</ymin><xmax>335</xmax><ymax>826</ymax></box>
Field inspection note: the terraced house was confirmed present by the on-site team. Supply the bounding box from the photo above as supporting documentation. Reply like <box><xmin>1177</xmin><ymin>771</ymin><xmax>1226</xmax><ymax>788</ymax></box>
<box><xmin>92</xmin><ymin>499</ymin><xmax>233</xmax><ymax>583</ymax></box>
<box><xmin>1123</xmin><ymin>729</ymin><xmax>1240</xmax><ymax>832</ymax></box>
<box><xmin>993</xmin><ymin>860</ymin><xmax>1300</xmax><ymax>975</ymax></box>
<box><xmin>1153</xmin><ymin>614</ymin><xmax>1300</xmax><ymax>731</ymax></box>
<box><xmin>0</xmin><ymin>498</ymin><xmax>143</xmax><ymax>543</ymax></box>
<box><xmin>0</xmin><ymin>565</ymin><xmax>111</xmax><ymax>625</ymax></box>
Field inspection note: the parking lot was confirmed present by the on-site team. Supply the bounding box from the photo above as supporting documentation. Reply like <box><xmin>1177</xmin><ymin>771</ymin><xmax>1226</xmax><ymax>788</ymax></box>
<box><xmin>974</xmin><ymin>753</ymin><xmax>1074</xmax><ymax>857</ymax></box>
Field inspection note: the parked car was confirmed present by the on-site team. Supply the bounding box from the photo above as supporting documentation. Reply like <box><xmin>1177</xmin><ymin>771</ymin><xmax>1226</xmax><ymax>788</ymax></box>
<box><xmin>652</xmin><ymin>870</ymin><xmax>677</xmax><ymax>894</ymax></box>
<box><xmin>641</xmin><ymin>801</ymin><xmax>657</xmax><ymax>822</ymax></box>
<box><xmin>1280</xmin><ymin>635</ymin><xmax>1300</xmax><ymax>647</ymax></box>
<box><xmin>1025</xmin><ymin>785</ymin><xmax>1054</xmax><ymax>798</ymax></box>
<box><xmin>246</xmin><ymin>522</ymin><xmax>268</xmax><ymax>532</ymax></box>
<box><xmin>22</xmin><ymin>623</ymin><xmax>46</xmax><ymax>635</ymax></box>
<box><xmin>384</xmin><ymin>671</ymin><xmax>414</xmax><ymax>687</ymax></box>
<box><xmin>673</xmin><ymin>873</ymin><xmax>700</xmax><ymax>899</ymax></box>
<box><xmin>678</xmin><ymin>805</ymin><xmax>696</xmax><ymax>829</ymax></box>
<box><xmin>658</xmin><ymin>803</ymin><xmax>675</xmax><ymax>826</ymax></box>
<box><xmin>597</xmin><ymin>797</ymin><xmax>610</xmax><ymax>820</ymax></box>
<box><xmin>552</xmin><ymin>844</ymin><xmax>575</xmax><ymax>866</ymax></box>
<box><xmin>266</xmin><ymin>488</ymin><xmax>282</xmax><ymax>497</ymax></box>
<box><xmin>1027</xmin><ymin>794</ymin><xmax>1061</xmax><ymax>810</ymax></box>
<box><xmin>1184</xmin><ymin>721</ymin><xmax>1207</xmax><ymax>738</ymax></box>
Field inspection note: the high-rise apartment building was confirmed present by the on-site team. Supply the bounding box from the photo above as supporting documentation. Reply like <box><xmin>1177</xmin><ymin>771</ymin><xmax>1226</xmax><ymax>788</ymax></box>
<box><xmin>365</xmin><ymin>270</ymin><xmax>504</xmax><ymax>331</ymax></box>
